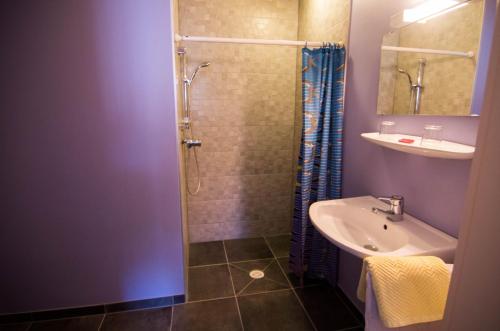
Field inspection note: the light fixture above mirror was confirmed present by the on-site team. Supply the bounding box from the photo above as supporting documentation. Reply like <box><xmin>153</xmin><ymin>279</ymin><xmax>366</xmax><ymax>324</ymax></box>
<box><xmin>403</xmin><ymin>0</ymin><xmax>470</xmax><ymax>23</ymax></box>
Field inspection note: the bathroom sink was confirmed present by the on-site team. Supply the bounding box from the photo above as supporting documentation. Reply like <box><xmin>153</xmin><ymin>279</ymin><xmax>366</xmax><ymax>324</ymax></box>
<box><xmin>309</xmin><ymin>196</ymin><xmax>457</xmax><ymax>262</ymax></box>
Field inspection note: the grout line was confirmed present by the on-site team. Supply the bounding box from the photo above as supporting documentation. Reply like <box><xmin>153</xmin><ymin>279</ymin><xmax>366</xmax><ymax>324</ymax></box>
<box><xmin>264</xmin><ymin>236</ymin><xmax>317</xmax><ymax>328</ymax></box>
<box><xmin>229</xmin><ymin>255</ymin><xmax>273</xmax><ymax>296</ymax></box>
<box><xmin>229</xmin><ymin>259</ymin><xmax>289</xmax><ymax>295</ymax></box>
<box><xmin>186</xmin><ymin>296</ymin><xmax>236</xmax><ymax>305</ymax></box>
<box><xmin>222</xmin><ymin>241</ymin><xmax>229</xmax><ymax>264</ymax></box>
<box><xmin>228</xmin><ymin>257</ymin><xmax>275</xmax><ymax>264</ymax></box>
<box><xmin>273</xmin><ymin>254</ymin><xmax>318</xmax><ymax>331</ymax></box>
<box><xmin>228</xmin><ymin>262</ymin><xmax>251</xmax><ymax>274</ymax></box>
<box><xmin>236</xmin><ymin>277</ymin><xmax>256</xmax><ymax>296</ymax></box>
<box><xmin>261</xmin><ymin>259</ymin><xmax>275</xmax><ymax>272</ymax></box>
<box><xmin>189</xmin><ymin>286</ymin><xmax>307</xmax><ymax>301</ymax></box>
<box><xmin>222</xmin><ymin>241</ymin><xmax>245</xmax><ymax>331</ymax></box>
<box><xmin>263</xmin><ymin>236</ymin><xmax>278</xmax><ymax>259</ymax></box>
<box><xmin>236</xmin><ymin>287</ymin><xmax>292</xmax><ymax>298</ymax></box>
<box><xmin>188</xmin><ymin>262</ymin><xmax>228</xmax><ymax>268</ymax></box>
<box><xmin>259</xmin><ymin>272</ymin><xmax>290</xmax><ymax>288</ymax></box>
<box><xmin>230</xmin><ymin>257</ymin><xmax>275</xmax><ymax>276</ymax></box>
<box><xmin>263</xmin><ymin>237</ymin><xmax>296</xmax><ymax>287</ymax></box>
<box><xmin>97</xmin><ymin>314</ymin><xmax>105</xmax><ymax>331</ymax></box>
<box><xmin>169</xmin><ymin>306</ymin><xmax>174</xmax><ymax>331</ymax></box>
<box><xmin>273</xmin><ymin>253</ymin><xmax>290</xmax><ymax>258</ymax></box>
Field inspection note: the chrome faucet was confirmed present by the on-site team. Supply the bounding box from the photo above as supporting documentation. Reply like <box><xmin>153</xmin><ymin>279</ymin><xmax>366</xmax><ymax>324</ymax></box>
<box><xmin>372</xmin><ymin>195</ymin><xmax>404</xmax><ymax>222</ymax></box>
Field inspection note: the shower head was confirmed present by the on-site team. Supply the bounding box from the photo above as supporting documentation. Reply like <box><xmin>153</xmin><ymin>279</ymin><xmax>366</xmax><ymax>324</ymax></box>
<box><xmin>189</xmin><ymin>62</ymin><xmax>211</xmax><ymax>84</ymax></box>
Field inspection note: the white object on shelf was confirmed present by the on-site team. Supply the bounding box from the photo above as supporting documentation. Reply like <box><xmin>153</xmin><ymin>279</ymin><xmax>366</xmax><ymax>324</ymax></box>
<box><xmin>361</xmin><ymin>132</ymin><xmax>475</xmax><ymax>159</ymax></box>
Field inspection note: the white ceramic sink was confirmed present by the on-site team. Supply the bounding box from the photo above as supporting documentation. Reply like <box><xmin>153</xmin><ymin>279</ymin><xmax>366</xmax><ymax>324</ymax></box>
<box><xmin>309</xmin><ymin>196</ymin><xmax>457</xmax><ymax>262</ymax></box>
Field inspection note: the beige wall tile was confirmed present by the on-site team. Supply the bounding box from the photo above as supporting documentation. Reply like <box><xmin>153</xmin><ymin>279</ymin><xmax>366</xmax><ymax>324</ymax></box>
<box><xmin>187</xmin><ymin>173</ymin><xmax>292</xmax><ymax>202</ymax></box>
<box><xmin>187</xmin><ymin>149</ymin><xmax>293</xmax><ymax>177</ymax></box>
<box><xmin>192</xmin><ymin>125</ymin><xmax>294</xmax><ymax>152</ymax></box>
<box><xmin>187</xmin><ymin>195</ymin><xmax>291</xmax><ymax>225</ymax></box>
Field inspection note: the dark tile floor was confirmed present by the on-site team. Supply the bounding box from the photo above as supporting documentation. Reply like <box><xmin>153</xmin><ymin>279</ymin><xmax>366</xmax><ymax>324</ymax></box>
<box><xmin>0</xmin><ymin>235</ymin><xmax>364</xmax><ymax>331</ymax></box>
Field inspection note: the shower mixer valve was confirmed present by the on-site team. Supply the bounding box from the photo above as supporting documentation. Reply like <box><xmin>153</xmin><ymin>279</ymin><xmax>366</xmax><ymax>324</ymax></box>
<box><xmin>182</xmin><ymin>139</ymin><xmax>202</xmax><ymax>148</ymax></box>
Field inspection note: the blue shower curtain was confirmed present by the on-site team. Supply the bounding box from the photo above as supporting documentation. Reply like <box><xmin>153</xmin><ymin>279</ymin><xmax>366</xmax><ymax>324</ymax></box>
<box><xmin>290</xmin><ymin>45</ymin><xmax>346</xmax><ymax>286</ymax></box>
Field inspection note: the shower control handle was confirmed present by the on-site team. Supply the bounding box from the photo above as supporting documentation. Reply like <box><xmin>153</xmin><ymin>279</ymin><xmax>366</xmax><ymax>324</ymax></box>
<box><xmin>182</xmin><ymin>139</ymin><xmax>202</xmax><ymax>148</ymax></box>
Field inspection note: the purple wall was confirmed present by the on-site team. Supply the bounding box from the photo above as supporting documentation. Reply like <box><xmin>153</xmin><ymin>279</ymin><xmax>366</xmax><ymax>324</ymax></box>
<box><xmin>340</xmin><ymin>0</ymin><xmax>495</xmax><ymax>310</ymax></box>
<box><xmin>0</xmin><ymin>0</ymin><xmax>185</xmax><ymax>314</ymax></box>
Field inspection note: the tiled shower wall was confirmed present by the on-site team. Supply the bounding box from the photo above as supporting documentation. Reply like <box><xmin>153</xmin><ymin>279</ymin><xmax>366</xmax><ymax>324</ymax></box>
<box><xmin>178</xmin><ymin>0</ymin><xmax>300</xmax><ymax>242</ymax></box>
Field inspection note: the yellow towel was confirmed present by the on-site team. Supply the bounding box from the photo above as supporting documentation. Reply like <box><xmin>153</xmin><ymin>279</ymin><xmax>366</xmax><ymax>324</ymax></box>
<box><xmin>357</xmin><ymin>256</ymin><xmax>451</xmax><ymax>328</ymax></box>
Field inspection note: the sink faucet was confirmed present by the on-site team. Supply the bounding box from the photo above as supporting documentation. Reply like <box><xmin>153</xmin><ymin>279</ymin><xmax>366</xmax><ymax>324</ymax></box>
<box><xmin>372</xmin><ymin>195</ymin><xmax>404</xmax><ymax>222</ymax></box>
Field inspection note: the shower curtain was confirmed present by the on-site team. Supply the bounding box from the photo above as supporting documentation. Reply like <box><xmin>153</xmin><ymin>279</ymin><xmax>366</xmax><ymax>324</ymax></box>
<box><xmin>290</xmin><ymin>45</ymin><xmax>346</xmax><ymax>286</ymax></box>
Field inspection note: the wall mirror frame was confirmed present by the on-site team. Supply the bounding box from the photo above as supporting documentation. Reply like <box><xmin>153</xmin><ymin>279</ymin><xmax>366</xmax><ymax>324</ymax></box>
<box><xmin>376</xmin><ymin>0</ymin><xmax>493</xmax><ymax>117</ymax></box>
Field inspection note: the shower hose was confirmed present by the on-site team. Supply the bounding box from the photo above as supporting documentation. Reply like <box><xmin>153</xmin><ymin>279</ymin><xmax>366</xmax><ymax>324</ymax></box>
<box><xmin>185</xmin><ymin>125</ymin><xmax>201</xmax><ymax>195</ymax></box>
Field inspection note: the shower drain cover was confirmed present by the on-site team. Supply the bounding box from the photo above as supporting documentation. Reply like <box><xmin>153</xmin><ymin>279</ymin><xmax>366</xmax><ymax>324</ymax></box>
<box><xmin>249</xmin><ymin>269</ymin><xmax>265</xmax><ymax>279</ymax></box>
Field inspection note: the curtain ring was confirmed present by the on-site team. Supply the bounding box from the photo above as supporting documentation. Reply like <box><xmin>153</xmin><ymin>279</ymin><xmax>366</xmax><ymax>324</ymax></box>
<box><xmin>305</xmin><ymin>40</ymin><xmax>308</xmax><ymax>48</ymax></box>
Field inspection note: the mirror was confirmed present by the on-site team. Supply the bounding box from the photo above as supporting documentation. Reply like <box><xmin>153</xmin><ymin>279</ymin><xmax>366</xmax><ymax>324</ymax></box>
<box><xmin>376</xmin><ymin>0</ymin><xmax>484</xmax><ymax>116</ymax></box>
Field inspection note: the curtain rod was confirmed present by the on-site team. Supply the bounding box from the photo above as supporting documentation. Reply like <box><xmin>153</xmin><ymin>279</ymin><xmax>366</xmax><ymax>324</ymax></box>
<box><xmin>381</xmin><ymin>45</ymin><xmax>474</xmax><ymax>58</ymax></box>
<box><xmin>175</xmin><ymin>34</ymin><xmax>343</xmax><ymax>47</ymax></box>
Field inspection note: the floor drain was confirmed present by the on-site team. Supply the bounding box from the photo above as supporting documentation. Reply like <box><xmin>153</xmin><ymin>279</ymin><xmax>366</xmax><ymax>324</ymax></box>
<box><xmin>249</xmin><ymin>269</ymin><xmax>265</xmax><ymax>279</ymax></box>
<box><xmin>364</xmin><ymin>244</ymin><xmax>379</xmax><ymax>252</ymax></box>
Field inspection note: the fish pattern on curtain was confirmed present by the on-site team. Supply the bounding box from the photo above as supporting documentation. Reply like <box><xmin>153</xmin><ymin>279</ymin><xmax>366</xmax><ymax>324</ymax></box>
<box><xmin>289</xmin><ymin>45</ymin><xmax>346</xmax><ymax>285</ymax></box>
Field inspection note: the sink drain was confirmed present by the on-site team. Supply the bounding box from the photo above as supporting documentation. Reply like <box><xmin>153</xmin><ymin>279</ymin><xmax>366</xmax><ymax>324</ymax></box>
<box><xmin>249</xmin><ymin>269</ymin><xmax>265</xmax><ymax>279</ymax></box>
<box><xmin>364</xmin><ymin>244</ymin><xmax>379</xmax><ymax>252</ymax></box>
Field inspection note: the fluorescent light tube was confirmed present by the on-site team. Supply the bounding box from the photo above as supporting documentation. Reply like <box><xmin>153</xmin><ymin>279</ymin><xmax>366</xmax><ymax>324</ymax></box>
<box><xmin>418</xmin><ymin>2</ymin><xmax>469</xmax><ymax>23</ymax></box>
<box><xmin>403</xmin><ymin>0</ymin><xmax>461</xmax><ymax>23</ymax></box>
